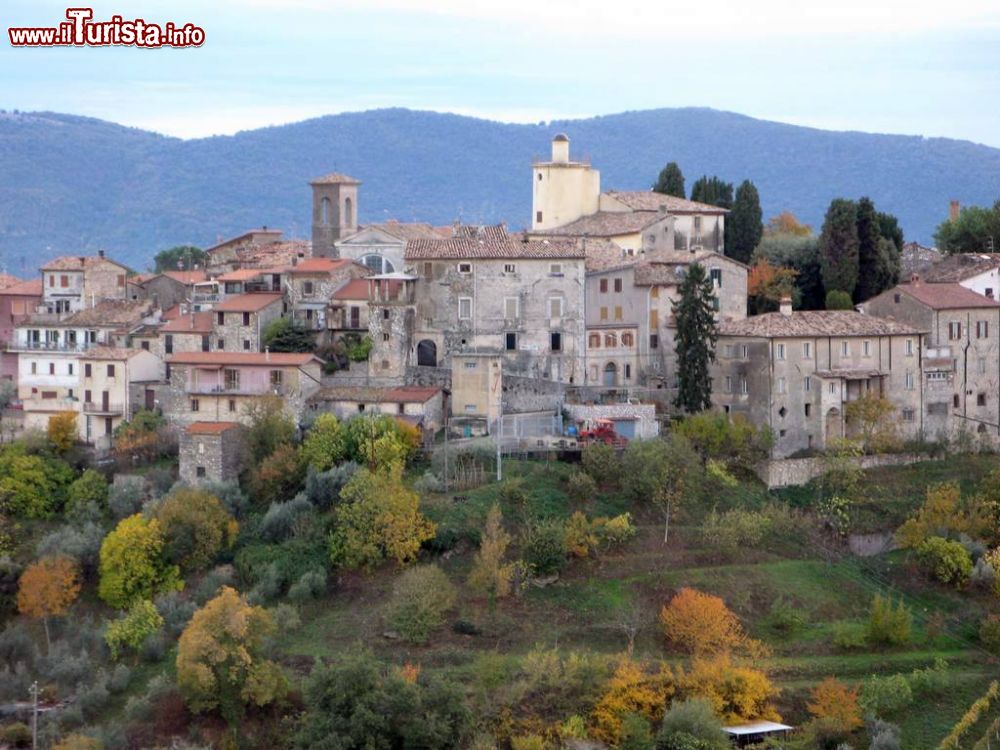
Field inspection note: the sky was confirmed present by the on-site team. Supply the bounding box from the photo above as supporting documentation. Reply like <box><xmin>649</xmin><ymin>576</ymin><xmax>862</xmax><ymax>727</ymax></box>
<box><xmin>3</xmin><ymin>0</ymin><xmax>1000</xmax><ymax>146</ymax></box>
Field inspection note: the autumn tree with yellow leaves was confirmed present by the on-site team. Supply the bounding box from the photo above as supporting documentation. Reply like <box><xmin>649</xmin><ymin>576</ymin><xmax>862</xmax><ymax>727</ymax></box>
<box><xmin>17</xmin><ymin>556</ymin><xmax>81</xmax><ymax>651</ymax></box>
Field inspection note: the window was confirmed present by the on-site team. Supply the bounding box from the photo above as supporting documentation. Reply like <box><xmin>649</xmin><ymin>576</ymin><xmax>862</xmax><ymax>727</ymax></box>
<box><xmin>217</xmin><ymin>312</ymin><xmax>224</xmax><ymax>325</ymax></box>
<box><xmin>841</xmin><ymin>341</ymin><xmax>849</xmax><ymax>356</ymax></box>
<box><xmin>48</xmin><ymin>363</ymin><xmax>54</xmax><ymax>375</ymax></box>
<box><xmin>740</xmin><ymin>377</ymin><xmax>749</xmax><ymax>394</ymax></box>
<box><xmin>604</xmin><ymin>333</ymin><xmax>617</xmax><ymax>347</ymax></box>
<box><xmin>458</xmin><ymin>297</ymin><xmax>472</xmax><ymax>320</ymax></box>
<box><xmin>829</xmin><ymin>382</ymin><xmax>837</xmax><ymax>394</ymax></box>
<box><xmin>723</xmin><ymin>344</ymin><xmax>733</xmax><ymax>358</ymax></box>
<box><xmin>978</xmin><ymin>393</ymin><xmax>987</xmax><ymax>406</ymax></box>
<box><xmin>141</xmin><ymin>340</ymin><xmax>150</xmax><ymax>351</ymax></box>
<box><xmin>650</xmin><ymin>334</ymin><xmax>659</xmax><ymax>349</ymax></box>
<box><xmin>465</xmin><ymin>403</ymin><xmax>477</xmax><ymax>413</ymax></box>
<box><xmin>977</xmin><ymin>321</ymin><xmax>989</xmax><ymax>339</ymax></box>
<box><xmin>777</xmin><ymin>377</ymin><xmax>787</xmax><ymax>394</ymax></box>
<box><xmin>894</xmin><ymin>293</ymin><xmax>901</xmax><ymax>303</ymax></box>
<box><xmin>117</xmin><ymin>274</ymin><xmax>125</xmax><ymax>288</ymax></box>
<box><xmin>589</xmin><ymin>333</ymin><xmax>601</xmax><ymax>348</ymax></box>
<box><xmin>549</xmin><ymin>297</ymin><xmax>563</xmax><ymax>318</ymax></box>
<box><xmin>505</xmin><ymin>332</ymin><xmax>517</xmax><ymax>351</ymax></box>
<box><xmin>803</xmin><ymin>342</ymin><xmax>812</xmax><ymax>358</ymax></box>
<box><xmin>614</xmin><ymin>305</ymin><xmax>623</xmax><ymax>321</ymax></box>
<box><xmin>228</xmin><ymin>399</ymin><xmax>236</xmax><ymax>413</ymax></box>
<box><xmin>710</xmin><ymin>268</ymin><xmax>722</xmax><ymax>287</ymax></box>
<box><xmin>550</xmin><ymin>332</ymin><xmax>562</xmax><ymax>351</ymax></box>
<box><xmin>905</xmin><ymin>338</ymin><xmax>914</xmax><ymax>356</ymax></box>
<box><xmin>779</xmin><ymin>429</ymin><xmax>787</xmax><ymax>438</ymax></box>
<box><xmin>242</xmin><ymin>312</ymin><xmax>250</xmax><ymax>326</ymax></box>
<box><xmin>60</xmin><ymin>275</ymin><xmax>68</xmax><ymax>288</ymax></box>
<box><xmin>980</xmin><ymin>357</ymin><xmax>988</xmax><ymax>375</ymax></box>
<box><xmin>217</xmin><ymin>338</ymin><xmax>225</xmax><ymax>350</ymax></box>
<box><xmin>503</xmin><ymin>263</ymin><xmax>516</xmax><ymax>274</ymax></box>
<box><xmin>224</xmin><ymin>369</ymin><xmax>240</xmax><ymax>391</ymax></box>
<box><xmin>423</xmin><ymin>262</ymin><xmax>433</xmax><ymax>277</ymax></box>
<box><xmin>463</xmin><ymin>361</ymin><xmax>477</xmax><ymax>369</ymax></box>
<box><xmin>948</xmin><ymin>322</ymin><xmax>962</xmax><ymax>340</ymax></box>
<box><xmin>549</xmin><ymin>263</ymin><xmax>563</xmax><ymax>276</ymax></box>
<box><xmin>740</xmin><ymin>345</ymin><xmax>749</xmax><ymax>359</ymax></box>
<box><xmin>41</xmin><ymin>391</ymin><xmax>56</xmax><ymax>399</ymax></box>
<box><xmin>270</xmin><ymin>370</ymin><xmax>283</xmax><ymax>388</ymax></box>
<box><xmin>902</xmin><ymin>409</ymin><xmax>915</xmax><ymax>422</ymax></box>
<box><xmin>804</xmin><ymin>403</ymin><xmax>811</xmax><ymax>416</ymax></box>
<box><xmin>201</xmin><ymin>335</ymin><xmax>209</xmax><ymax>352</ymax></box>
<box><xmin>536</xmin><ymin>210</ymin><xmax>543</xmax><ymax>224</ymax></box>
<box><xmin>712</xmin><ymin>297</ymin><xmax>720</xmax><ymax>311</ymax></box>
<box><xmin>191</xmin><ymin>398</ymin><xmax>200</xmax><ymax>412</ymax></box>
<box><xmin>622</xmin><ymin>332</ymin><xmax>634</xmax><ymax>347</ymax></box>
<box><xmin>196</xmin><ymin>466</ymin><xmax>206</xmax><ymax>478</ymax></box>
<box><xmin>67</xmin><ymin>363</ymin><xmax>73</xmax><ymax>375</ymax></box>
<box><xmin>988</xmin><ymin>288</ymin><xmax>995</xmax><ymax>299</ymax></box>
<box><xmin>776</xmin><ymin>343</ymin><xmax>786</xmax><ymax>360</ymax></box>
<box><xmin>303</xmin><ymin>281</ymin><xmax>314</xmax><ymax>295</ymax></box>
<box><xmin>383</xmin><ymin>309</ymin><xmax>390</xmax><ymax>320</ymax></box>
<box><xmin>458</xmin><ymin>263</ymin><xmax>472</xmax><ymax>274</ymax></box>
<box><xmin>243</xmin><ymin>339</ymin><xmax>251</xmax><ymax>351</ymax></box>
<box><xmin>693</xmin><ymin>216</ymin><xmax>703</xmax><ymax>232</ymax></box>
<box><xmin>927</xmin><ymin>371</ymin><xmax>949</xmax><ymax>381</ymax></box>
<box><xmin>863</xmin><ymin>340</ymin><xmax>872</xmax><ymax>357</ymax></box>
<box><xmin>624</xmin><ymin>364</ymin><xmax>632</xmax><ymax>379</ymax></box>
<box><xmin>382</xmin><ymin>333</ymin><xmax>389</xmax><ymax>342</ymax></box>
<box><xmin>84</xmin><ymin>389</ymin><xmax>92</xmax><ymax>403</ymax></box>
<box><xmin>725</xmin><ymin>376</ymin><xmax>733</xmax><ymax>392</ymax></box>
<box><xmin>614</xmin><ymin>278</ymin><xmax>623</xmax><ymax>293</ymax></box>
<box><xmin>905</xmin><ymin>372</ymin><xmax>915</xmax><ymax>390</ymax></box>
<box><xmin>600</xmin><ymin>306</ymin><xmax>608</xmax><ymax>321</ymax></box>
<box><xmin>48</xmin><ymin>275</ymin><xmax>54</xmax><ymax>287</ymax></box>
<box><xmin>600</xmin><ymin>279</ymin><xmax>608</xmax><ymax>293</ymax></box>
<box><xmin>804</xmin><ymin>376</ymin><xmax>811</xmax><ymax>392</ymax></box>
<box><xmin>84</xmin><ymin>363</ymin><xmax>91</xmax><ymax>378</ymax></box>
<box><xmin>954</xmin><ymin>394</ymin><xmax>961</xmax><ymax>408</ymax></box>
<box><xmin>164</xmin><ymin>335</ymin><xmax>173</xmax><ymax>355</ymax></box>
<box><xmin>504</xmin><ymin>297</ymin><xmax>519</xmax><ymax>319</ymax></box>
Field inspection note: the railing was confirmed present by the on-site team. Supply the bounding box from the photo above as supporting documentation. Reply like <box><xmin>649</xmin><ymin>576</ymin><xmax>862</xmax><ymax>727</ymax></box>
<box><xmin>186</xmin><ymin>381</ymin><xmax>288</xmax><ymax>396</ymax></box>
<box><xmin>191</xmin><ymin>293</ymin><xmax>219</xmax><ymax>304</ymax></box>
<box><xmin>244</xmin><ymin>282</ymin><xmax>281</xmax><ymax>293</ymax></box>
<box><xmin>83</xmin><ymin>401</ymin><xmax>124</xmax><ymax>415</ymax></box>
<box><xmin>8</xmin><ymin>340</ymin><xmax>94</xmax><ymax>352</ymax></box>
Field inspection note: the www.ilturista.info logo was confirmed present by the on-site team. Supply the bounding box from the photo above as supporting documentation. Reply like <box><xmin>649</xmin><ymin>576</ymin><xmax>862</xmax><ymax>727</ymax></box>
<box><xmin>8</xmin><ymin>7</ymin><xmax>205</xmax><ymax>48</ymax></box>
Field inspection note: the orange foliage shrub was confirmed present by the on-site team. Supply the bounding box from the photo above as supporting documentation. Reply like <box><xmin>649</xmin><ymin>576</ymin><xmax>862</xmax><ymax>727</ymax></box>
<box><xmin>807</xmin><ymin>677</ymin><xmax>863</xmax><ymax>731</ymax></box>
<box><xmin>590</xmin><ymin>658</ymin><xmax>674</xmax><ymax>744</ymax></box>
<box><xmin>660</xmin><ymin>588</ymin><xmax>754</xmax><ymax>656</ymax></box>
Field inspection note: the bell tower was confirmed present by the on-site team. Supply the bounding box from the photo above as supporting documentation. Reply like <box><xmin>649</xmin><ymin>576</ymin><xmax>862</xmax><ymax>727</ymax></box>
<box><xmin>310</xmin><ymin>172</ymin><xmax>360</xmax><ymax>257</ymax></box>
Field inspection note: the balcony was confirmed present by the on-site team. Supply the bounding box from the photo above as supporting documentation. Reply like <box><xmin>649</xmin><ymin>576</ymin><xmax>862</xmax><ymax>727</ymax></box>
<box><xmin>191</xmin><ymin>293</ymin><xmax>220</xmax><ymax>304</ymax></box>
<box><xmin>186</xmin><ymin>372</ymin><xmax>287</xmax><ymax>396</ymax></box>
<box><xmin>83</xmin><ymin>401</ymin><xmax>124</xmax><ymax>415</ymax></box>
<box><xmin>8</xmin><ymin>340</ymin><xmax>93</xmax><ymax>353</ymax></box>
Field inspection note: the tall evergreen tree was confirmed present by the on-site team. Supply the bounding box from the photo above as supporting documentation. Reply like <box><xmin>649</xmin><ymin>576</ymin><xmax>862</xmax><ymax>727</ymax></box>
<box><xmin>653</xmin><ymin>162</ymin><xmax>685</xmax><ymax>198</ymax></box>
<box><xmin>876</xmin><ymin>211</ymin><xmax>904</xmax><ymax>252</ymax></box>
<box><xmin>672</xmin><ymin>263</ymin><xmax>717</xmax><ymax>414</ymax></box>
<box><xmin>854</xmin><ymin>197</ymin><xmax>881</xmax><ymax>302</ymax></box>
<box><xmin>728</xmin><ymin>180</ymin><xmax>763</xmax><ymax>264</ymax></box>
<box><xmin>690</xmin><ymin>176</ymin><xmax>734</xmax><ymax>209</ymax></box>
<box><xmin>819</xmin><ymin>198</ymin><xmax>860</xmax><ymax>297</ymax></box>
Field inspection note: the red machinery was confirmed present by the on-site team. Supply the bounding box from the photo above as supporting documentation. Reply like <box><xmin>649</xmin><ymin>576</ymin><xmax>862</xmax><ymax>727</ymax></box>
<box><xmin>577</xmin><ymin>418</ymin><xmax>627</xmax><ymax>448</ymax></box>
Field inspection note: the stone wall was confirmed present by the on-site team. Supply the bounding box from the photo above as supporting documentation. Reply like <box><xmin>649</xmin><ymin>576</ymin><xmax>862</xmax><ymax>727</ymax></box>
<box><xmin>564</xmin><ymin>402</ymin><xmax>660</xmax><ymax>439</ymax></box>
<box><xmin>179</xmin><ymin>427</ymin><xmax>244</xmax><ymax>485</ymax></box>
<box><xmin>502</xmin><ymin>373</ymin><xmax>566</xmax><ymax>414</ymax></box>
<box><xmin>756</xmin><ymin>452</ymin><xmax>927</xmax><ymax>489</ymax></box>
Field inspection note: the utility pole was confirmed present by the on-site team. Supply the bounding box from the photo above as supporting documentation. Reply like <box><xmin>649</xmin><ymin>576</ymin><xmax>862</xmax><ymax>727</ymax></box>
<box><xmin>443</xmin><ymin>413</ymin><xmax>449</xmax><ymax>493</ymax></box>
<box><xmin>495</xmin><ymin>402</ymin><xmax>503</xmax><ymax>482</ymax></box>
<box><xmin>30</xmin><ymin>680</ymin><xmax>38</xmax><ymax>750</ymax></box>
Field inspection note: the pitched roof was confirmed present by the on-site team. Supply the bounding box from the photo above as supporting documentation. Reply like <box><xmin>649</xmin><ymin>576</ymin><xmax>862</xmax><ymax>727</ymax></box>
<box><xmin>405</xmin><ymin>231</ymin><xmax>583</xmax><ymax>260</ymax></box>
<box><xmin>895</xmin><ymin>281</ymin><xmax>1000</xmax><ymax>310</ymax></box>
<box><xmin>286</xmin><ymin>258</ymin><xmax>356</xmax><ymax>275</ymax></box>
<box><xmin>206</xmin><ymin>228</ymin><xmax>283</xmax><ymax>253</ymax></box>
<box><xmin>720</xmin><ymin>311</ymin><xmax>922</xmax><ymax>338</ymax></box>
<box><xmin>215</xmin><ymin>268</ymin><xmax>264</xmax><ymax>282</ymax></box>
<box><xmin>535</xmin><ymin>211</ymin><xmax>662</xmax><ymax>238</ymax></box>
<box><xmin>920</xmin><ymin>253</ymin><xmax>1000</xmax><ymax>283</ymax></box>
<box><xmin>161</xmin><ymin>311</ymin><xmax>214</xmax><ymax>333</ymax></box>
<box><xmin>312</xmin><ymin>385</ymin><xmax>442</xmax><ymax>404</ymax></box>
<box><xmin>167</xmin><ymin>351</ymin><xmax>319</xmax><ymax>366</ymax></box>
<box><xmin>187</xmin><ymin>421</ymin><xmax>241</xmax><ymax>434</ymax></box>
<box><xmin>584</xmin><ymin>239</ymin><xmax>642</xmax><ymax>272</ymax></box>
<box><xmin>0</xmin><ymin>273</ymin><xmax>22</xmax><ymax>289</ymax></box>
<box><xmin>632</xmin><ymin>249</ymin><xmax>740</xmax><ymax>286</ymax></box>
<box><xmin>80</xmin><ymin>346</ymin><xmax>148</xmax><ymax>360</ymax></box>
<box><xmin>331</xmin><ymin>278</ymin><xmax>372</xmax><ymax>301</ymax></box>
<box><xmin>213</xmin><ymin>293</ymin><xmax>283</xmax><ymax>312</ymax></box>
<box><xmin>360</xmin><ymin>221</ymin><xmax>451</xmax><ymax>241</ymax></box>
<box><xmin>0</xmin><ymin>278</ymin><xmax>42</xmax><ymax>296</ymax></box>
<box><xmin>603</xmin><ymin>190</ymin><xmax>729</xmax><ymax>214</ymax></box>
<box><xmin>310</xmin><ymin>172</ymin><xmax>361</xmax><ymax>184</ymax></box>
<box><xmin>41</xmin><ymin>254</ymin><xmax>128</xmax><ymax>271</ymax></box>
<box><xmin>63</xmin><ymin>299</ymin><xmax>150</xmax><ymax>327</ymax></box>
<box><xmin>161</xmin><ymin>270</ymin><xmax>208</xmax><ymax>284</ymax></box>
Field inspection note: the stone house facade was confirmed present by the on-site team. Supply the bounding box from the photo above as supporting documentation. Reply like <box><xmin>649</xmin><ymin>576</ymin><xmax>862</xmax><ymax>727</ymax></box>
<box><xmin>712</xmin><ymin>305</ymin><xmax>924</xmax><ymax>458</ymax></box>
<box><xmin>334</xmin><ymin>221</ymin><xmax>448</xmax><ymax>274</ymax></box>
<box><xmin>161</xmin><ymin>311</ymin><xmax>214</xmax><ymax>356</ymax></box>
<box><xmin>179</xmin><ymin>422</ymin><xmax>244</xmax><ymax>484</ymax></box>
<box><xmin>40</xmin><ymin>253</ymin><xmax>129</xmax><ymax>314</ymax></box>
<box><xmin>405</xmin><ymin>228</ymin><xmax>586</xmax><ymax>383</ymax></box>
<box><xmin>78</xmin><ymin>347</ymin><xmax>162</xmax><ymax>449</ymax></box>
<box><xmin>862</xmin><ymin>280</ymin><xmax>1000</xmax><ymax>440</ymax></box>
<box><xmin>307</xmin><ymin>385</ymin><xmax>444</xmax><ymax>433</ymax></box>
<box><xmin>137</xmin><ymin>271</ymin><xmax>208</xmax><ymax>312</ymax></box>
<box><xmin>328</xmin><ymin>278</ymin><xmax>372</xmax><ymax>336</ymax></box>
<box><xmin>163</xmin><ymin>351</ymin><xmax>323</xmax><ymax>427</ymax></box>
<box><xmin>211</xmin><ymin>294</ymin><xmax>284</xmax><ymax>352</ymax></box>
<box><xmin>285</xmin><ymin>258</ymin><xmax>367</xmax><ymax>332</ymax></box>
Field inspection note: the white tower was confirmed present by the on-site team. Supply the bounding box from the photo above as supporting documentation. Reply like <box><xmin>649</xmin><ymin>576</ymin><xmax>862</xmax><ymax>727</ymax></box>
<box><xmin>530</xmin><ymin>134</ymin><xmax>600</xmax><ymax>231</ymax></box>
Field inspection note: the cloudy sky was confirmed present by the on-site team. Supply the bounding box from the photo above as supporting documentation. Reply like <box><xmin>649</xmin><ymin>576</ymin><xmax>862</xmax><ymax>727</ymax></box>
<box><xmin>3</xmin><ymin>0</ymin><xmax>1000</xmax><ymax>145</ymax></box>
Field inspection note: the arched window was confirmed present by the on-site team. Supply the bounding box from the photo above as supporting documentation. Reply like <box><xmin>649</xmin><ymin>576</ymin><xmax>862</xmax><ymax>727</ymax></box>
<box><xmin>416</xmin><ymin>339</ymin><xmax>437</xmax><ymax>367</ymax></box>
<box><xmin>344</xmin><ymin>197</ymin><xmax>354</xmax><ymax>227</ymax></box>
<box><xmin>359</xmin><ymin>254</ymin><xmax>394</xmax><ymax>274</ymax></box>
<box><xmin>603</xmin><ymin>362</ymin><xmax>618</xmax><ymax>387</ymax></box>
<box><xmin>604</xmin><ymin>333</ymin><xmax>617</xmax><ymax>348</ymax></box>
<box><xmin>589</xmin><ymin>333</ymin><xmax>601</xmax><ymax>348</ymax></box>
<box><xmin>621</xmin><ymin>332</ymin><xmax>634</xmax><ymax>347</ymax></box>
<box><xmin>320</xmin><ymin>197</ymin><xmax>331</xmax><ymax>225</ymax></box>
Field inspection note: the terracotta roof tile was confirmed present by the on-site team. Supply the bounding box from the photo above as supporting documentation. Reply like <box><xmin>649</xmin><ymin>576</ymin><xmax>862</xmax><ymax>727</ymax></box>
<box><xmin>0</xmin><ymin>274</ymin><xmax>22</xmax><ymax>289</ymax></box>
<box><xmin>161</xmin><ymin>270</ymin><xmax>208</xmax><ymax>284</ymax></box>
<box><xmin>41</xmin><ymin>254</ymin><xmax>128</xmax><ymax>271</ymax></box>
<box><xmin>161</xmin><ymin>311</ymin><xmax>214</xmax><ymax>333</ymax></box>
<box><xmin>896</xmin><ymin>281</ymin><xmax>1000</xmax><ymax>309</ymax></box>
<box><xmin>287</xmin><ymin>258</ymin><xmax>356</xmax><ymax>275</ymax></box>
<box><xmin>80</xmin><ymin>346</ymin><xmax>147</xmax><ymax>360</ymax></box>
<box><xmin>405</xmin><ymin>225</ymin><xmax>583</xmax><ymax>260</ymax></box>
<box><xmin>309</xmin><ymin>173</ymin><xmax>360</xmax><ymax>184</ymax></box>
<box><xmin>63</xmin><ymin>299</ymin><xmax>151</xmax><ymax>327</ymax></box>
<box><xmin>603</xmin><ymin>190</ymin><xmax>729</xmax><ymax>214</ymax></box>
<box><xmin>357</xmin><ymin>221</ymin><xmax>451</xmax><ymax>241</ymax></box>
<box><xmin>720</xmin><ymin>311</ymin><xmax>923</xmax><ymax>338</ymax></box>
<box><xmin>0</xmin><ymin>279</ymin><xmax>42</xmax><ymax>296</ymax></box>
<box><xmin>920</xmin><ymin>253</ymin><xmax>999</xmax><ymax>283</ymax></box>
<box><xmin>215</xmin><ymin>268</ymin><xmax>264</xmax><ymax>282</ymax></box>
<box><xmin>535</xmin><ymin>211</ymin><xmax>662</xmax><ymax>238</ymax></box>
<box><xmin>168</xmin><ymin>351</ymin><xmax>319</xmax><ymax>366</ymax></box>
<box><xmin>187</xmin><ymin>421</ymin><xmax>241</xmax><ymax>434</ymax></box>
<box><xmin>331</xmin><ymin>278</ymin><xmax>372</xmax><ymax>301</ymax></box>
<box><xmin>213</xmin><ymin>293</ymin><xmax>283</xmax><ymax>312</ymax></box>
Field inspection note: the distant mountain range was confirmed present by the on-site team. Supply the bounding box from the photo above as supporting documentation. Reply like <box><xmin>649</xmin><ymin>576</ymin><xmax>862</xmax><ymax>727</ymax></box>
<box><xmin>1</xmin><ymin>106</ymin><xmax>999</xmax><ymax>273</ymax></box>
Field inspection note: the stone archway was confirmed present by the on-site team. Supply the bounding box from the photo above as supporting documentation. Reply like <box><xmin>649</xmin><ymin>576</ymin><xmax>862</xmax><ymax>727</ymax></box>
<box><xmin>416</xmin><ymin>339</ymin><xmax>437</xmax><ymax>367</ymax></box>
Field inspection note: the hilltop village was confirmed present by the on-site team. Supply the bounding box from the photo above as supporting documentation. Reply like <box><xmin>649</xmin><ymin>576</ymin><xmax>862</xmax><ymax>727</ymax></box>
<box><xmin>4</xmin><ymin>136</ymin><xmax>1000</xmax><ymax>750</ymax></box>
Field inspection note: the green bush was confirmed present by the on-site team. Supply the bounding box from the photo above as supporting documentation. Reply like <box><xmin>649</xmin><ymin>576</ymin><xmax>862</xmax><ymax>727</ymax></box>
<box><xmin>700</xmin><ymin>508</ymin><xmax>772</xmax><ymax>551</ymax></box>
<box><xmin>832</xmin><ymin>621</ymin><xmax>867</xmax><ymax>651</ymax></box>
<box><xmin>347</xmin><ymin>336</ymin><xmax>373</xmax><ymax>362</ymax></box>
<box><xmin>916</xmin><ymin>537</ymin><xmax>972</xmax><ymax>586</ymax></box>
<box><xmin>980</xmin><ymin>615</ymin><xmax>1000</xmax><ymax>653</ymax></box>
<box><xmin>825</xmin><ymin>289</ymin><xmax>853</xmax><ymax>310</ymax></box>
<box><xmin>1</xmin><ymin>722</ymin><xmax>31</xmax><ymax>748</ymax></box>
<box><xmin>567</xmin><ymin>472</ymin><xmax>597</xmax><ymax>503</ymax></box>
<box><xmin>522</xmin><ymin>519</ymin><xmax>568</xmax><ymax>575</ymax></box>
<box><xmin>866</xmin><ymin>594</ymin><xmax>911</xmax><ymax>647</ymax></box>
<box><xmin>619</xmin><ymin>713</ymin><xmax>655</xmax><ymax>750</ymax></box>
<box><xmin>580</xmin><ymin>443</ymin><xmax>620</xmax><ymax>485</ymax></box>
<box><xmin>386</xmin><ymin>565</ymin><xmax>456</xmax><ymax>644</ymax></box>
<box><xmin>764</xmin><ymin>598</ymin><xmax>807</xmax><ymax>636</ymax></box>
<box><xmin>657</xmin><ymin>698</ymin><xmax>728</xmax><ymax>750</ymax></box>
<box><xmin>858</xmin><ymin>673</ymin><xmax>913</xmax><ymax>715</ymax></box>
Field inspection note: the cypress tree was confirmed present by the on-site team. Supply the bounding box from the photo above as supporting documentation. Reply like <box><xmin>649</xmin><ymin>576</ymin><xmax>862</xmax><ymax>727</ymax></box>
<box><xmin>854</xmin><ymin>197</ymin><xmax>881</xmax><ymax>302</ymax></box>
<box><xmin>673</xmin><ymin>263</ymin><xmax>718</xmax><ymax>414</ymax></box>
<box><xmin>690</xmin><ymin>176</ymin><xmax>733</xmax><ymax>209</ymax></box>
<box><xmin>728</xmin><ymin>180</ymin><xmax>763</xmax><ymax>265</ymax></box>
<box><xmin>653</xmin><ymin>162</ymin><xmax>685</xmax><ymax>198</ymax></box>
<box><xmin>819</xmin><ymin>198</ymin><xmax>860</xmax><ymax>297</ymax></box>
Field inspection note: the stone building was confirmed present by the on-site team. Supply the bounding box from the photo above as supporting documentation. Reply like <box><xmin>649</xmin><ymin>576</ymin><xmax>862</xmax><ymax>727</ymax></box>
<box><xmin>328</xmin><ymin>278</ymin><xmax>372</xmax><ymax>336</ymax></box>
<box><xmin>310</xmin><ymin>173</ymin><xmax>360</xmax><ymax>257</ymax></box>
<box><xmin>334</xmin><ymin>221</ymin><xmax>449</xmax><ymax>274</ymax></box>
<box><xmin>862</xmin><ymin>280</ymin><xmax>1000</xmax><ymax>439</ymax></box>
<box><xmin>367</xmin><ymin>274</ymin><xmax>417</xmax><ymax>381</ymax></box>
<box><xmin>161</xmin><ymin>311</ymin><xmax>214</xmax><ymax>356</ymax></box>
<box><xmin>179</xmin><ymin>421</ymin><xmax>244</xmax><ymax>484</ymax></box>
<box><xmin>211</xmin><ymin>293</ymin><xmax>284</xmax><ymax>352</ymax></box>
<box><xmin>136</xmin><ymin>270</ymin><xmax>209</xmax><ymax>312</ymax></box>
<box><xmin>712</xmin><ymin>302</ymin><xmax>924</xmax><ymax>457</ymax></box>
<box><xmin>404</xmin><ymin>227</ymin><xmax>586</xmax><ymax>383</ymax></box>
<box><xmin>285</xmin><ymin>257</ymin><xmax>367</xmax><ymax>333</ymax></box>
<box><xmin>163</xmin><ymin>351</ymin><xmax>323</xmax><ymax>427</ymax></box>
<box><xmin>919</xmin><ymin>254</ymin><xmax>1000</xmax><ymax>299</ymax></box>
<box><xmin>40</xmin><ymin>253</ymin><xmax>130</xmax><ymax>314</ymax></box>
<box><xmin>205</xmin><ymin>228</ymin><xmax>309</xmax><ymax>275</ymax></box>
<box><xmin>307</xmin><ymin>385</ymin><xmax>444</xmax><ymax>433</ymax></box>
<box><xmin>0</xmin><ymin>278</ymin><xmax>42</xmax><ymax>382</ymax></box>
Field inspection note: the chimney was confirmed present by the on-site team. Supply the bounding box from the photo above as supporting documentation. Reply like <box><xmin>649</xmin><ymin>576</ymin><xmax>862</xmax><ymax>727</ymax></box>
<box><xmin>551</xmin><ymin>133</ymin><xmax>570</xmax><ymax>164</ymax></box>
<box><xmin>950</xmin><ymin>200</ymin><xmax>960</xmax><ymax>221</ymax></box>
<box><xmin>98</xmin><ymin>249</ymin><xmax>105</xmax><ymax>259</ymax></box>
<box><xmin>265</xmin><ymin>347</ymin><xmax>270</xmax><ymax>361</ymax></box>
<box><xmin>779</xmin><ymin>296</ymin><xmax>793</xmax><ymax>316</ymax></box>
<box><xmin>910</xmin><ymin>273</ymin><xmax>920</xmax><ymax>285</ymax></box>
<box><xmin>658</xmin><ymin>204</ymin><xmax>667</xmax><ymax>215</ymax></box>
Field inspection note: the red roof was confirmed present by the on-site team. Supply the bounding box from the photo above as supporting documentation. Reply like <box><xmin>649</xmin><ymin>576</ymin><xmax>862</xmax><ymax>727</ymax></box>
<box><xmin>161</xmin><ymin>311</ymin><xmax>214</xmax><ymax>333</ymax></box>
<box><xmin>161</xmin><ymin>270</ymin><xmax>208</xmax><ymax>284</ymax></box>
<box><xmin>287</xmin><ymin>258</ymin><xmax>355</xmax><ymax>275</ymax></box>
<box><xmin>168</xmin><ymin>351</ymin><xmax>319</xmax><ymax>366</ymax></box>
<box><xmin>898</xmin><ymin>282</ymin><xmax>1000</xmax><ymax>310</ymax></box>
<box><xmin>384</xmin><ymin>386</ymin><xmax>442</xmax><ymax>403</ymax></box>
<box><xmin>213</xmin><ymin>293</ymin><xmax>283</xmax><ymax>312</ymax></box>
<box><xmin>187</xmin><ymin>421</ymin><xmax>241</xmax><ymax>434</ymax></box>
<box><xmin>332</xmin><ymin>278</ymin><xmax>371</xmax><ymax>301</ymax></box>
<box><xmin>161</xmin><ymin>304</ymin><xmax>181</xmax><ymax>321</ymax></box>
<box><xmin>215</xmin><ymin>268</ymin><xmax>264</xmax><ymax>282</ymax></box>
<box><xmin>0</xmin><ymin>279</ymin><xmax>42</xmax><ymax>296</ymax></box>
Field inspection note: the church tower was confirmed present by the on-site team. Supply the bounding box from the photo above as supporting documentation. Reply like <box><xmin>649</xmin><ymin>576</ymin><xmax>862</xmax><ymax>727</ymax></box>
<box><xmin>367</xmin><ymin>274</ymin><xmax>416</xmax><ymax>382</ymax></box>
<box><xmin>531</xmin><ymin>134</ymin><xmax>600</xmax><ymax>231</ymax></box>
<box><xmin>310</xmin><ymin>173</ymin><xmax>360</xmax><ymax>257</ymax></box>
